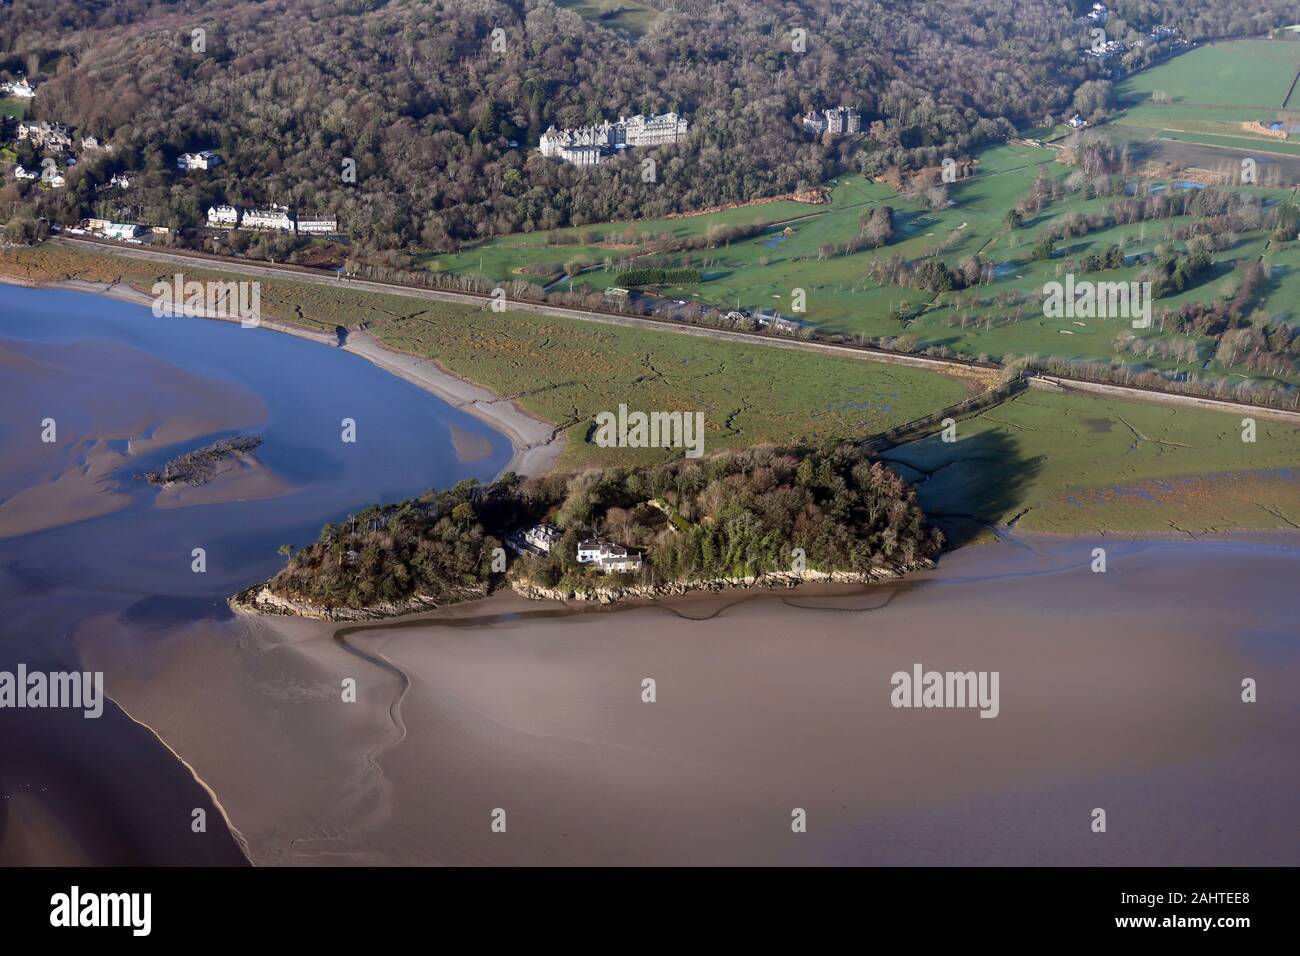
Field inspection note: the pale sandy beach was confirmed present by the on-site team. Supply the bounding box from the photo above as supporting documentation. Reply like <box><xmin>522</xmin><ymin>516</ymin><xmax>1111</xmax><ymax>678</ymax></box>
<box><xmin>0</xmin><ymin>274</ymin><xmax>564</xmax><ymax>478</ymax></box>
<box><xmin>77</xmin><ymin>534</ymin><xmax>1300</xmax><ymax>866</ymax></box>
<box><xmin>340</xmin><ymin>329</ymin><xmax>562</xmax><ymax>477</ymax></box>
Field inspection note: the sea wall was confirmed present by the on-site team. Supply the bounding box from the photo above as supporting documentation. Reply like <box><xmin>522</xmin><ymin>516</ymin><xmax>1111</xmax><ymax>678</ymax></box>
<box><xmin>229</xmin><ymin>582</ymin><xmax>489</xmax><ymax>621</ymax></box>
<box><xmin>509</xmin><ymin>562</ymin><xmax>933</xmax><ymax>604</ymax></box>
<box><xmin>230</xmin><ymin>560</ymin><xmax>933</xmax><ymax>619</ymax></box>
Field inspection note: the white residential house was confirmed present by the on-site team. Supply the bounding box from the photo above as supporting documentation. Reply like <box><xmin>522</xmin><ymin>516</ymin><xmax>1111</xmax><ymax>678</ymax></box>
<box><xmin>1068</xmin><ymin>114</ymin><xmax>1088</xmax><ymax>129</ymax></box>
<box><xmin>46</xmin><ymin>173</ymin><xmax>65</xmax><ymax>188</ymax></box>
<box><xmin>177</xmin><ymin>150</ymin><xmax>220</xmax><ymax>172</ymax></box>
<box><xmin>102</xmin><ymin>222</ymin><xmax>143</xmax><ymax>240</ymax></box>
<box><xmin>576</xmin><ymin>540</ymin><xmax>643</xmax><ymax>573</ymax></box>
<box><xmin>3</xmin><ymin>77</ymin><xmax>36</xmax><ymax>99</ymax></box>
<box><xmin>80</xmin><ymin>136</ymin><xmax>102</xmax><ymax>151</ymax></box>
<box><xmin>207</xmin><ymin>204</ymin><xmax>240</xmax><ymax>227</ymax></box>
<box><xmin>241</xmin><ymin>204</ymin><xmax>295</xmax><ymax>232</ymax></box>
<box><xmin>524</xmin><ymin>523</ymin><xmax>563</xmax><ymax>554</ymax></box>
<box><xmin>296</xmin><ymin>215</ymin><xmax>338</xmax><ymax>235</ymax></box>
<box><xmin>576</xmin><ymin>540</ymin><xmax>605</xmax><ymax>563</ymax></box>
<box><xmin>13</xmin><ymin>165</ymin><xmax>37</xmax><ymax>180</ymax></box>
<box><xmin>17</xmin><ymin>121</ymin><xmax>72</xmax><ymax>150</ymax></box>
<box><xmin>802</xmin><ymin>110</ymin><xmax>828</xmax><ymax>134</ymax></box>
<box><xmin>109</xmin><ymin>173</ymin><xmax>131</xmax><ymax>189</ymax></box>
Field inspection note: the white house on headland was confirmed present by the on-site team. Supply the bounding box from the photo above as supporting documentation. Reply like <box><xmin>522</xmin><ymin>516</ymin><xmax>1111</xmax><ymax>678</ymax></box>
<box><xmin>540</xmin><ymin>112</ymin><xmax>689</xmax><ymax>167</ymax></box>
<box><xmin>297</xmin><ymin>215</ymin><xmax>338</xmax><ymax>235</ymax></box>
<box><xmin>177</xmin><ymin>150</ymin><xmax>220</xmax><ymax>171</ymax></box>
<box><xmin>241</xmin><ymin>204</ymin><xmax>295</xmax><ymax>232</ymax></box>
<box><xmin>576</xmin><ymin>540</ymin><xmax>642</xmax><ymax>573</ymax></box>
<box><xmin>524</xmin><ymin>523</ymin><xmax>563</xmax><ymax>554</ymax></box>
<box><xmin>207</xmin><ymin>204</ymin><xmax>240</xmax><ymax>227</ymax></box>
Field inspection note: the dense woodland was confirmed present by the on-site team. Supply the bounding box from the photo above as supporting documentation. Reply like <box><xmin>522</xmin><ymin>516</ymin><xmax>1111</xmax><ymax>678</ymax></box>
<box><xmin>267</xmin><ymin>443</ymin><xmax>941</xmax><ymax>609</ymax></box>
<box><xmin>3</xmin><ymin>0</ymin><xmax>1297</xmax><ymax>254</ymax></box>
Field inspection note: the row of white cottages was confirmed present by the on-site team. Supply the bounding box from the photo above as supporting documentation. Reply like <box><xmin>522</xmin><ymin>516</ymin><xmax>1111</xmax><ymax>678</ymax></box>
<box><xmin>207</xmin><ymin>203</ymin><xmax>337</xmax><ymax>235</ymax></box>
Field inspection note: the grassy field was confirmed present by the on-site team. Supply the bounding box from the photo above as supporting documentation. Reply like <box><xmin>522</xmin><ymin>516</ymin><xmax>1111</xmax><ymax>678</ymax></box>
<box><xmin>428</xmin><ymin>126</ymin><xmax>1300</xmax><ymax>395</ymax></box>
<box><xmin>4</xmin><ymin>241</ymin><xmax>1296</xmax><ymax>536</ymax></box>
<box><xmin>553</xmin><ymin>0</ymin><xmax>661</xmax><ymax>38</ymax></box>
<box><xmin>911</xmin><ymin>181</ymin><xmax>1300</xmax><ymax>379</ymax></box>
<box><xmin>371</xmin><ymin>303</ymin><xmax>971</xmax><ymax>471</ymax></box>
<box><xmin>884</xmin><ymin>388</ymin><xmax>1300</xmax><ymax>539</ymax></box>
<box><xmin>1155</xmin><ymin>130</ymin><xmax>1300</xmax><ymax>158</ymax></box>
<box><xmin>1112</xmin><ymin>39</ymin><xmax>1300</xmax><ymax>157</ymax></box>
<box><xmin>0</xmin><ymin>97</ymin><xmax>27</xmax><ymax>120</ymax></box>
<box><xmin>426</xmin><ymin>143</ymin><xmax>1060</xmax><ymax>342</ymax></box>
<box><xmin>1116</xmin><ymin>40</ymin><xmax>1300</xmax><ymax>111</ymax></box>
<box><xmin>419</xmin><ymin>187</ymin><xmax>853</xmax><ymax>286</ymax></box>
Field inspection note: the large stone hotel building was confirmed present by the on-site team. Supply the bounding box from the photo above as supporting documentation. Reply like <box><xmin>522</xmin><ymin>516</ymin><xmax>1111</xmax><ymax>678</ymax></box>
<box><xmin>539</xmin><ymin>112</ymin><xmax>689</xmax><ymax>166</ymax></box>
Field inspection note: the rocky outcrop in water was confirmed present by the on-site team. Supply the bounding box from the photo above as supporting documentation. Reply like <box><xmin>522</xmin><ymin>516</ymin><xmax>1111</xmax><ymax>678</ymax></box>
<box><xmin>144</xmin><ymin>435</ymin><xmax>262</xmax><ymax>487</ymax></box>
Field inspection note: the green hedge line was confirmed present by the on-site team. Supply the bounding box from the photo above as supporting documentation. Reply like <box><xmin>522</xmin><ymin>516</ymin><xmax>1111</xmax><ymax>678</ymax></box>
<box><xmin>614</xmin><ymin>267</ymin><xmax>701</xmax><ymax>287</ymax></box>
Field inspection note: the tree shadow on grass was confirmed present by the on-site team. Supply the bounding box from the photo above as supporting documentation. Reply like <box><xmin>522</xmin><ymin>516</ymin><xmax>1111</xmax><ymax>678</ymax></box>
<box><xmin>882</xmin><ymin>427</ymin><xmax>1043</xmax><ymax>549</ymax></box>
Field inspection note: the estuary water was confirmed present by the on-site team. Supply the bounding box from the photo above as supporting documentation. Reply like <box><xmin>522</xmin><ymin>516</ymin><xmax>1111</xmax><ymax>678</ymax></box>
<box><xmin>0</xmin><ymin>284</ymin><xmax>510</xmax><ymax>863</ymax></box>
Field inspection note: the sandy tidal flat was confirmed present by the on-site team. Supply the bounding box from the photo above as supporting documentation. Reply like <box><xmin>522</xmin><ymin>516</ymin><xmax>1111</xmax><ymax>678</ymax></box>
<box><xmin>0</xmin><ymin>337</ymin><xmax>272</xmax><ymax>538</ymax></box>
<box><xmin>78</xmin><ymin>534</ymin><xmax>1300</xmax><ymax>866</ymax></box>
